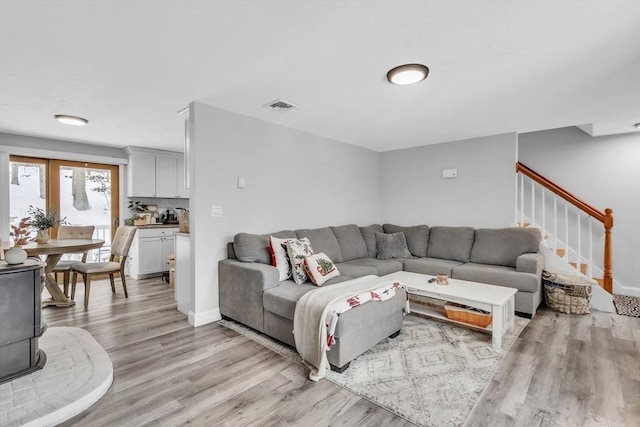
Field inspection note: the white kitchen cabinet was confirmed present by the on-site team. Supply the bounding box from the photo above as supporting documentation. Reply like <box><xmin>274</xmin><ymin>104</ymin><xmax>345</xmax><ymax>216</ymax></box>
<box><xmin>126</xmin><ymin>227</ymin><xmax>178</xmax><ymax>279</ymax></box>
<box><xmin>155</xmin><ymin>155</ymin><xmax>178</xmax><ymax>198</ymax></box>
<box><xmin>126</xmin><ymin>147</ymin><xmax>189</xmax><ymax>198</ymax></box>
<box><xmin>127</xmin><ymin>151</ymin><xmax>156</xmax><ymax>197</ymax></box>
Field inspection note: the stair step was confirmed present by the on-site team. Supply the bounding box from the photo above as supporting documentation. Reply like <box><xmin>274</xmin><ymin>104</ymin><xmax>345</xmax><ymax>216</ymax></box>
<box><xmin>569</xmin><ymin>262</ymin><xmax>587</xmax><ymax>275</ymax></box>
<box><xmin>555</xmin><ymin>248</ymin><xmax>565</xmax><ymax>257</ymax></box>
<box><xmin>593</xmin><ymin>277</ymin><xmax>604</xmax><ymax>287</ymax></box>
<box><xmin>516</xmin><ymin>222</ymin><xmax>530</xmax><ymax>227</ymax></box>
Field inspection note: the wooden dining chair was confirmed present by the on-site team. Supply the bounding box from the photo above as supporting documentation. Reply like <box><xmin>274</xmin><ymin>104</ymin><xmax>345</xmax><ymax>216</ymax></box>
<box><xmin>71</xmin><ymin>226</ymin><xmax>137</xmax><ymax>307</ymax></box>
<box><xmin>53</xmin><ymin>225</ymin><xmax>95</xmax><ymax>297</ymax></box>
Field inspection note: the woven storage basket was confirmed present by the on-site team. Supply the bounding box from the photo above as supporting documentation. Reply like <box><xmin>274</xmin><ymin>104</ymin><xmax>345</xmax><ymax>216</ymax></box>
<box><xmin>542</xmin><ymin>273</ymin><xmax>592</xmax><ymax>315</ymax></box>
<box><xmin>444</xmin><ymin>304</ymin><xmax>492</xmax><ymax>328</ymax></box>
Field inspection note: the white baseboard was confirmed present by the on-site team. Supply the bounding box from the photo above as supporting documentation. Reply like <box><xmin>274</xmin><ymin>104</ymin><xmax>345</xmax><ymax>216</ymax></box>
<box><xmin>188</xmin><ymin>308</ymin><xmax>221</xmax><ymax>327</ymax></box>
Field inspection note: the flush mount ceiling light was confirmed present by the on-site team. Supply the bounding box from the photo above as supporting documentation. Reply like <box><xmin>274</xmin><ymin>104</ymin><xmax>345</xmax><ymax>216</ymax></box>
<box><xmin>54</xmin><ymin>115</ymin><xmax>89</xmax><ymax>126</ymax></box>
<box><xmin>634</xmin><ymin>122</ymin><xmax>640</xmax><ymax>130</ymax></box>
<box><xmin>387</xmin><ymin>63</ymin><xmax>429</xmax><ymax>85</ymax></box>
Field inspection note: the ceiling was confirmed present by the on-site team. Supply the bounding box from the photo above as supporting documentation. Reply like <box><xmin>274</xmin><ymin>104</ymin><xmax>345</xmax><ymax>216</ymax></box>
<box><xmin>1</xmin><ymin>1</ymin><xmax>639</xmax><ymax>153</ymax></box>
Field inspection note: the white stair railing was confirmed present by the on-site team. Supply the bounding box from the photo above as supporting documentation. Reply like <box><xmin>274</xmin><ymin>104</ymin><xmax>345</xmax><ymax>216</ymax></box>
<box><xmin>515</xmin><ymin>163</ymin><xmax>614</xmax><ymax>292</ymax></box>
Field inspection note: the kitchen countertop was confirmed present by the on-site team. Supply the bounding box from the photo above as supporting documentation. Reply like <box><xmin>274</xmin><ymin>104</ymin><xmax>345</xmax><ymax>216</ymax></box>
<box><xmin>135</xmin><ymin>224</ymin><xmax>180</xmax><ymax>229</ymax></box>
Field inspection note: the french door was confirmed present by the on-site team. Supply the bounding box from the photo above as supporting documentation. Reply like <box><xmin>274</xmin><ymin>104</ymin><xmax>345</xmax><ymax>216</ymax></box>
<box><xmin>9</xmin><ymin>156</ymin><xmax>120</xmax><ymax>262</ymax></box>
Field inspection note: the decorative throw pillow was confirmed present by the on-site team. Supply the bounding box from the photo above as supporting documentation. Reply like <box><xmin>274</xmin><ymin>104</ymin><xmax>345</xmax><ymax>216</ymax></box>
<box><xmin>375</xmin><ymin>231</ymin><xmax>412</xmax><ymax>260</ymax></box>
<box><xmin>269</xmin><ymin>236</ymin><xmax>292</xmax><ymax>281</ymax></box>
<box><xmin>286</xmin><ymin>238</ymin><xmax>314</xmax><ymax>284</ymax></box>
<box><xmin>304</xmin><ymin>252</ymin><xmax>340</xmax><ymax>286</ymax></box>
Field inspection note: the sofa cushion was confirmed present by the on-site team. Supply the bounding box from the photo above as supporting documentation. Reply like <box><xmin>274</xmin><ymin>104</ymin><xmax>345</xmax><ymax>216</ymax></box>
<box><xmin>375</xmin><ymin>231</ymin><xmax>412</xmax><ymax>260</ymax></box>
<box><xmin>427</xmin><ymin>226</ymin><xmax>475</xmax><ymax>262</ymax></box>
<box><xmin>334</xmin><ymin>262</ymin><xmax>378</xmax><ymax>278</ymax></box>
<box><xmin>359</xmin><ymin>224</ymin><xmax>383</xmax><ymax>258</ymax></box>
<box><xmin>295</xmin><ymin>227</ymin><xmax>343</xmax><ymax>263</ymax></box>
<box><xmin>234</xmin><ymin>230</ymin><xmax>296</xmax><ymax>264</ymax></box>
<box><xmin>286</xmin><ymin>238</ymin><xmax>314</xmax><ymax>284</ymax></box>
<box><xmin>470</xmin><ymin>228</ymin><xmax>541</xmax><ymax>268</ymax></box>
<box><xmin>263</xmin><ymin>276</ymin><xmax>354</xmax><ymax>320</ymax></box>
<box><xmin>452</xmin><ymin>262</ymin><xmax>540</xmax><ymax>293</ymax></box>
<box><xmin>269</xmin><ymin>236</ymin><xmax>292</xmax><ymax>281</ymax></box>
<box><xmin>304</xmin><ymin>252</ymin><xmax>340</xmax><ymax>286</ymax></box>
<box><xmin>331</xmin><ymin>224</ymin><xmax>368</xmax><ymax>262</ymax></box>
<box><xmin>383</xmin><ymin>224</ymin><xmax>430</xmax><ymax>257</ymax></box>
<box><xmin>340</xmin><ymin>258</ymin><xmax>403</xmax><ymax>276</ymax></box>
<box><xmin>334</xmin><ymin>289</ymin><xmax>406</xmax><ymax>338</ymax></box>
<box><xmin>403</xmin><ymin>257</ymin><xmax>463</xmax><ymax>276</ymax></box>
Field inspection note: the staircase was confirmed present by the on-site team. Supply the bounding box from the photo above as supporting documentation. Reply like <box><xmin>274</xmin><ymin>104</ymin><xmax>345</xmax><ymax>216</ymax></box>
<box><xmin>515</xmin><ymin>162</ymin><xmax>615</xmax><ymax>311</ymax></box>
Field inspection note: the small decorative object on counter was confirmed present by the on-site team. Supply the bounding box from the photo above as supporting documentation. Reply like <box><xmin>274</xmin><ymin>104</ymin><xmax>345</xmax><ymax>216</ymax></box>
<box><xmin>4</xmin><ymin>247</ymin><xmax>28</xmax><ymax>265</ymax></box>
<box><xmin>177</xmin><ymin>208</ymin><xmax>189</xmax><ymax>233</ymax></box>
<box><xmin>436</xmin><ymin>274</ymin><xmax>449</xmax><ymax>285</ymax></box>
<box><xmin>28</xmin><ymin>205</ymin><xmax>67</xmax><ymax>244</ymax></box>
<box><xmin>126</xmin><ymin>201</ymin><xmax>149</xmax><ymax>226</ymax></box>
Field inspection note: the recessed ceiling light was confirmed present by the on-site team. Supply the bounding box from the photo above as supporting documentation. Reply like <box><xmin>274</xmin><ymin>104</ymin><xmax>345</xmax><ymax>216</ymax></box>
<box><xmin>54</xmin><ymin>115</ymin><xmax>89</xmax><ymax>126</ymax></box>
<box><xmin>387</xmin><ymin>64</ymin><xmax>429</xmax><ymax>85</ymax></box>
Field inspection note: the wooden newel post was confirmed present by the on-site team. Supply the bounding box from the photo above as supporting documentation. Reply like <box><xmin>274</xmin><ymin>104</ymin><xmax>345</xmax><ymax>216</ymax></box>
<box><xmin>603</xmin><ymin>208</ymin><xmax>613</xmax><ymax>294</ymax></box>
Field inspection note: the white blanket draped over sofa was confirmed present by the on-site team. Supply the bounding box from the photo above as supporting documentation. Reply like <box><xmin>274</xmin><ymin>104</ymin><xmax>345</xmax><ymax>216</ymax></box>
<box><xmin>293</xmin><ymin>275</ymin><xmax>409</xmax><ymax>381</ymax></box>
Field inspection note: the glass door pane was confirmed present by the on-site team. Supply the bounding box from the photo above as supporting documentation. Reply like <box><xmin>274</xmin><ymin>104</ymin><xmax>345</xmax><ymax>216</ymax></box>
<box><xmin>54</xmin><ymin>161</ymin><xmax>118</xmax><ymax>263</ymax></box>
<box><xmin>9</xmin><ymin>157</ymin><xmax>47</xmax><ymax>237</ymax></box>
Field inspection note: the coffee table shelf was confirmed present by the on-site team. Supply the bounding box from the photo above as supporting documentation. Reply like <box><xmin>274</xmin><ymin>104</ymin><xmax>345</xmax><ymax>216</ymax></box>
<box><xmin>409</xmin><ymin>301</ymin><xmax>493</xmax><ymax>332</ymax></box>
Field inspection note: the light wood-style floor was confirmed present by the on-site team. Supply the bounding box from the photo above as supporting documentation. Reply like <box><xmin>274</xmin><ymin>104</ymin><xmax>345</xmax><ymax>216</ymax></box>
<box><xmin>43</xmin><ymin>278</ymin><xmax>639</xmax><ymax>427</ymax></box>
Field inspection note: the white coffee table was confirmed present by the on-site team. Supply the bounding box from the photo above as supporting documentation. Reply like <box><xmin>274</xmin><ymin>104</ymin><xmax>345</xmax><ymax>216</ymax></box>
<box><xmin>384</xmin><ymin>271</ymin><xmax>517</xmax><ymax>350</ymax></box>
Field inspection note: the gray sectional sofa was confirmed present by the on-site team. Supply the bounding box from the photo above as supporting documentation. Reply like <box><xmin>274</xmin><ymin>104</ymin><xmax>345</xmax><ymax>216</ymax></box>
<box><xmin>219</xmin><ymin>224</ymin><xmax>543</xmax><ymax>371</ymax></box>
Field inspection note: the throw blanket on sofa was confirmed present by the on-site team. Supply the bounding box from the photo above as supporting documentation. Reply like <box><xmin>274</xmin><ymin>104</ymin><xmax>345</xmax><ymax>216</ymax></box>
<box><xmin>293</xmin><ymin>275</ymin><xmax>409</xmax><ymax>381</ymax></box>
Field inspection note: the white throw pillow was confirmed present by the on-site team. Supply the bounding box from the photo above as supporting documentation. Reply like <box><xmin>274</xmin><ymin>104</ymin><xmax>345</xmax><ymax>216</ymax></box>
<box><xmin>304</xmin><ymin>252</ymin><xmax>340</xmax><ymax>286</ymax></box>
<box><xmin>286</xmin><ymin>238</ymin><xmax>314</xmax><ymax>284</ymax></box>
<box><xmin>269</xmin><ymin>236</ymin><xmax>292</xmax><ymax>281</ymax></box>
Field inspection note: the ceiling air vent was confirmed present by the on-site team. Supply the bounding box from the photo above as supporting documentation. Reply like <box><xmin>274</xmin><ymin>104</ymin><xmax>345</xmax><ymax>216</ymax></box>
<box><xmin>263</xmin><ymin>99</ymin><xmax>299</xmax><ymax>112</ymax></box>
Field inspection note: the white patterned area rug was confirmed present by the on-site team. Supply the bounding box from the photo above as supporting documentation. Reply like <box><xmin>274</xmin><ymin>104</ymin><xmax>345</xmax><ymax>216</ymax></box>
<box><xmin>219</xmin><ymin>314</ymin><xmax>529</xmax><ymax>427</ymax></box>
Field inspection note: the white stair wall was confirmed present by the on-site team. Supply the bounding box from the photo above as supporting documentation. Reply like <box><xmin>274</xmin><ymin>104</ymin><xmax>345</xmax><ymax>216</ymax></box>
<box><xmin>540</xmin><ymin>245</ymin><xmax>614</xmax><ymax>313</ymax></box>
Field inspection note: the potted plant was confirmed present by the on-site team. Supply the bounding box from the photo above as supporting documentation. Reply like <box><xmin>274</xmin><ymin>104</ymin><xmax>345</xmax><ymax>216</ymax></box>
<box><xmin>5</xmin><ymin>217</ymin><xmax>31</xmax><ymax>264</ymax></box>
<box><xmin>10</xmin><ymin>217</ymin><xmax>32</xmax><ymax>246</ymax></box>
<box><xmin>28</xmin><ymin>205</ymin><xmax>67</xmax><ymax>244</ymax></box>
<box><xmin>126</xmin><ymin>201</ymin><xmax>148</xmax><ymax>226</ymax></box>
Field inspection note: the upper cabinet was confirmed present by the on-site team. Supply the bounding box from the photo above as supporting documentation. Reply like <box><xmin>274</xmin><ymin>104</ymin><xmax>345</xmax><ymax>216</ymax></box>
<box><xmin>126</xmin><ymin>147</ymin><xmax>189</xmax><ymax>198</ymax></box>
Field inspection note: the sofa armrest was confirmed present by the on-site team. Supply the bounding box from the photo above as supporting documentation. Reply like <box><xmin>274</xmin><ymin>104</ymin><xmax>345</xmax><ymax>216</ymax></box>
<box><xmin>218</xmin><ymin>259</ymin><xmax>280</xmax><ymax>332</ymax></box>
<box><xmin>516</xmin><ymin>253</ymin><xmax>544</xmax><ymax>276</ymax></box>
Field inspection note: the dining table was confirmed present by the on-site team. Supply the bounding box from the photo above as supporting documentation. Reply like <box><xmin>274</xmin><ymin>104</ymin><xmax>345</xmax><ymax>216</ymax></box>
<box><xmin>8</xmin><ymin>239</ymin><xmax>105</xmax><ymax>307</ymax></box>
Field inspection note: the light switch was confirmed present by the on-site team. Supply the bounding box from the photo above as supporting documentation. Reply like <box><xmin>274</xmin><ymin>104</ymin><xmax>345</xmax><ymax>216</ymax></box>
<box><xmin>211</xmin><ymin>205</ymin><xmax>223</xmax><ymax>217</ymax></box>
<box><xmin>237</xmin><ymin>177</ymin><xmax>245</xmax><ymax>188</ymax></box>
<box><xmin>442</xmin><ymin>168</ymin><xmax>458</xmax><ymax>179</ymax></box>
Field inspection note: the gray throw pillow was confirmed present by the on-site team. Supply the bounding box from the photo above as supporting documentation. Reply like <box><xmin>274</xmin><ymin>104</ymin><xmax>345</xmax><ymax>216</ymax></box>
<box><xmin>375</xmin><ymin>232</ymin><xmax>412</xmax><ymax>260</ymax></box>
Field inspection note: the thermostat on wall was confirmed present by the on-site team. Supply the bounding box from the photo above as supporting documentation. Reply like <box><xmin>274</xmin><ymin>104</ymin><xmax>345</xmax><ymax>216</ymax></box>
<box><xmin>442</xmin><ymin>168</ymin><xmax>458</xmax><ymax>179</ymax></box>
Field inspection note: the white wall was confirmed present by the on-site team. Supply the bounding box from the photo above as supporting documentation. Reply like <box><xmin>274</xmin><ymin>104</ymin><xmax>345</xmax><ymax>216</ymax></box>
<box><xmin>0</xmin><ymin>132</ymin><xmax>128</xmax><ymax>163</ymax></box>
<box><xmin>379</xmin><ymin>133</ymin><xmax>517</xmax><ymax>228</ymax></box>
<box><xmin>189</xmin><ymin>103</ymin><xmax>381</xmax><ymax>325</ymax></box>
<box><xmin>519</xmin><ymin>126</ymin><xmax>640</xmax><ymax>295</ymax></box>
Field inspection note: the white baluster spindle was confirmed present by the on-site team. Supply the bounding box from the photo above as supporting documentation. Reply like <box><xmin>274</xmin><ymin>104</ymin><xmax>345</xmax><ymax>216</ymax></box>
<box><xmin>564</xmin><ymin>202</ymin><xmax>569</xmax><ymax>261</ymax></box>
<box><xmin>577</xmin><ymin>212</ymin><xmax>582</xmax><ymax>274</ymax></box>
<box><xmin>531</xmin><ymin>179</ymin><xmax>535</xmax><ymax>226</ymax></box>
<box><xmin>588</xmin><ymin>218</ymin><xmax>593</xmax><ymax>278</ymax></box>
<box><xmin>554</xmin><ymin>197</ymin><xmax>558</xmax><ymax>252</ymax></box>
